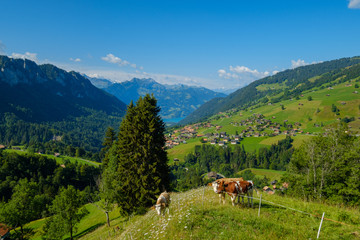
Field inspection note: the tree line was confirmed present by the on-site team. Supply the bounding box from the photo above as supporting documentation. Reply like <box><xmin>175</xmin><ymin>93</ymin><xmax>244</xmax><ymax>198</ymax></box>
<box><xmin>171</xmin><ymin>136</ymin><xmax>293</xmax><ymax>191</ymax></box>
<box><xmin>0</xmin><ymin>151</ymin><xmax>99</xmax><ymax>239</ymax></box>
<box><xmin>284</xmin><ymin>124</ymin><xmax>360</xmax><ymax>205</ymax></box>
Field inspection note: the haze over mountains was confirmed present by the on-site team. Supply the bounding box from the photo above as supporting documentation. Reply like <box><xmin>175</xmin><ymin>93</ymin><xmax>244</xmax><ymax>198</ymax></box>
<box><xmin>90</xmin><ymin>77</ymin><xmax>227</xmax><ymax>121</ymax></box>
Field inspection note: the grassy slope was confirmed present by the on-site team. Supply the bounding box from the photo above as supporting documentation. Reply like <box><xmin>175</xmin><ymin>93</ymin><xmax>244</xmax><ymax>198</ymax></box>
<box><xmin>239</xmin><ymin>168</ymin><xmax>285</xmax><ymax>181</ymax></box>
<box><xmin>167</xmin><ymin>81</ymin><xmax>360</xmax><ymax>161</ymax></box>
<box><xmin>4</xmin><ymin>149</ymin><xmax>100</xmax><ymax>167</ymax></box>
<box><xmin>83</xmin><ymin>187</ymin><xmax>360</xmax><ymax>240</ymax></box>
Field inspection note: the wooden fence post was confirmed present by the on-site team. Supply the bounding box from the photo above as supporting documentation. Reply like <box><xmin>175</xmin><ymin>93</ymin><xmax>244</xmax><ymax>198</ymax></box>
<box><xmin>258</xmin><ymin>194</ymin><xmax>262</xmax><ymax>217</ymax></box>
<box><xmin>202</xmin><ymin>185</ymin><xmax>205</xmax><ymax>209</ymax></box>
<box><xmin>317</xmin><ymin>212</ymin><xmax>325</xmax><ymax>239</ymax></box>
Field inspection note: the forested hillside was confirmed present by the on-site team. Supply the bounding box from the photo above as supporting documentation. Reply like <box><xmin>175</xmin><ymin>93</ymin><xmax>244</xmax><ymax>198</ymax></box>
<box><xmin>180</xmin><ymin>56</ymin><xmax>360</xmax><ymax>125</ymax></box>
<box><xmin>0</xmin><ymin>56</ymin><xmax>126</xmax><ymax>153</ymax></box>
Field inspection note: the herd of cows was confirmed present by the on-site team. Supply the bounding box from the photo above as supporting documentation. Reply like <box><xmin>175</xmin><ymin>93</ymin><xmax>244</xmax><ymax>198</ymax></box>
<box><xmin>153</xmin><ymin>178</ymin><xmax>255</xmax><ymax>216</ymax></box>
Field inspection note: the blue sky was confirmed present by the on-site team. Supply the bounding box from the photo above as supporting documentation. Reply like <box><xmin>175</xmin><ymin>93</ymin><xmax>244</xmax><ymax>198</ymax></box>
<box><xmin>1</xmin><ymin>0</ymin><xmax>360</xmax><ymax>91</ymax></box>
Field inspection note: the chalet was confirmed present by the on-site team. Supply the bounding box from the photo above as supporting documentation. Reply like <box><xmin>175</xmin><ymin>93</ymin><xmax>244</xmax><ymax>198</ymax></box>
<box><xmin>223</xmin><ymin>137</ymin><xmax>230</xmax><ymax>142</ymax></box>
<box><xmin>210</xmin><ymin>140</ymin><xmax>217</xmax><ymax>145</ymax></box>
<box><xmin>234</xmin><ymin>136</ymin><xmax>240</xmax><ymax>141</ymax></box>
<box><xmin>263</xmin><ymin>186</ymin><xmax>274</xmax><ymax>195</ymax></box>
<box><xmin>12</xmin><ymin>147</ymin><xmax>21</xmax><ymax>150</ymax></box>
<box><xmin>207</xmin><ymin>171</ymin><xmax>217</xmax><ymax>180</ymax></box>
<box><xmin>0</xmin><ymin>224</ymin><xmax>10</xmax><ymax>240</ymax></box>
<box><xmin>341</xmin><ymin>102</ymin><xmax>346</xmax><ymax>105</ymax></box>
<box><xmin>254</xmin><ymin>133</ymin><xmax>260</xmax><ymax>137</ymax></box>
<box><xmin>220</xmin><ymin>132</ymin><xmax>227</xmax><ymax>137</ymax></box>
<box><xmin>0</xmin><ymin>145</ymin><xmax>6</xmax><ymax>149</ymax></box>
<box><xmin>231</xmin><ymin>140</ymin><xmax>238</xmax><ymax>145</ymax></box>
<box><xmin>173</xmin><ymin>158</ymin><xmax>179</xmax><ymax>162</ymax></box>
<box><xmin>218</xmin><ymin>141</ymin><xmax>225</xmax><ymax>146</ymax></box>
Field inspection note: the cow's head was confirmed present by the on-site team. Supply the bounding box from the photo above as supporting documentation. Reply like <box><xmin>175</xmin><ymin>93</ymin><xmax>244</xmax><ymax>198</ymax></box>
<box><xmin>212</xmin><ymin>180</ymin><xmax>226</xmax><ymax>194</ymax></box>
<box><xmin>155</xmin><ymin>203</ymin><xmax>165</xmax><ymax>215</ymax></box>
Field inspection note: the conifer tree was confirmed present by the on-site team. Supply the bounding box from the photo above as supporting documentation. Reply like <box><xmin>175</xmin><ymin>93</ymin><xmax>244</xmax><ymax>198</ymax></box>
<box><xmin>101</xmin><ymin>127</ymin><xmax>116</xmax><ymax>167</ymax></box>
<box><xmin>106</xmin><ymin>94</ymin><xmax>170</xmax><ymax>215</ymax></box>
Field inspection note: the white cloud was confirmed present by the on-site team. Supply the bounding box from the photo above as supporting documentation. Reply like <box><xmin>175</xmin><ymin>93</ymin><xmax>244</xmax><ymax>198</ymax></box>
<box><xmin>217</xmin><ymin>65</ymin><xmax>271</xmax><ymax>88</ymax></box>
<box><xmin>10</xmin><ymin>52</ymin><xmax>38</xmax><ymax>62</ymax></box>
<box><xmin>291</xmin><ymin>59</ymin><xmax>308</xmax><ymax>69</ymax></box>
<box><xmin>291</xmin><ymin>59</ymin><xmax>322</xmax><ymax>69</ymax></box>
<box><xmin>272</xmin><ymin>70</ymin><xmax>280</xmax><ymax>75</ymax></box>
<box><xmin>348</xmin><ymin>0</ymin><xmax>360</xmax><ymax>8</ymax></box>
<box><xmin>101</xmin><ymin>53</ymin><xmax>138</xmax><ymax>69</ymax></box>
<box><xmin>70</xmin><ymin>58</ymin><xmax>81</xmax><ymax>62</ymax></box>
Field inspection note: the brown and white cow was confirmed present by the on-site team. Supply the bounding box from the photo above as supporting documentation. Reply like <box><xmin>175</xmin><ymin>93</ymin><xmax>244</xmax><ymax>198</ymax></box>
<box><xmin>211</xmin><ymin>178</ymin><xmax>243</xmax><ymax>205</ymax></box>
<box><xmin>154</xmin><ymin>191</ymin><xmax>171</xmax><ymax>216</ymax></box>
<box><xmin>212</xmin><ymin>179</ymin><xmax>254</xmax><ymax>207</ymax></box>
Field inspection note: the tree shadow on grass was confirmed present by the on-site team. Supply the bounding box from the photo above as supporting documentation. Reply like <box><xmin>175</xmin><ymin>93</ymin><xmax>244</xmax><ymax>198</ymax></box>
<box><xmin>65</xmin><ymin>223</ymin><xmax>104</xmax><ymax>240</ymax></box>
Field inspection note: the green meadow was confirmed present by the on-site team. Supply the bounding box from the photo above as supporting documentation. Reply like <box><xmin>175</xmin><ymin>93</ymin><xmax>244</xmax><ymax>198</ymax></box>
<box><xmin>25</xmin><ymin>186</ymin><xmax>360</xmax><ymax>240</ymax></box>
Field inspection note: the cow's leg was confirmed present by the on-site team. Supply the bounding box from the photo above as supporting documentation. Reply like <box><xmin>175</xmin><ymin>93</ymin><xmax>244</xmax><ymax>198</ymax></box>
<box><xmin>218</xmin><ymin>194</ymin><xmax>222</xmax><ymax>204</ymax></box>
<box><xmin>241</xmin><ymin>194</ymin><xmax>245</xmax><ymax>205</ymax></box>
<box><xmin>222</xmin><ymin>193</ymin><xmax>226</xmax><ymax>204</ymax></box>
<box><xmin>250</xmin><ymin>190</ymin><xmax>253</xmax><ymax>208</ymax></box>
<box><xmin>230</xmin><ymin>194</ymin><xmax>237</xmax><ymax>206</ymax></box>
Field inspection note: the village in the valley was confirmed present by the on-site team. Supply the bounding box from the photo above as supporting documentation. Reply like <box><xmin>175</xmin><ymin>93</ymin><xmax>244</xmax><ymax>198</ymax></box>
<box><xmin>165</xmin><ymin>113</ymin><xmax>306</xmax><ymax>149</ymax></box>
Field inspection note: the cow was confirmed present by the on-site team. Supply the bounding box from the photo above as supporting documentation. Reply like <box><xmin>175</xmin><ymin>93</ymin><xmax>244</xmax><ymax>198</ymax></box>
<box><xmin>210</xmin><ymin>178</ymin><xmax>244</xmax><ymax>204</ymax></box>
<box><xmin>212</xmin><ymin>179</ymin><xmax>254</xmax><ymax>207</ymax></box>
<box><xmin>154</xmin><ymin>191</ymin><xmax>171</xmax><ymax>216</ymax></box>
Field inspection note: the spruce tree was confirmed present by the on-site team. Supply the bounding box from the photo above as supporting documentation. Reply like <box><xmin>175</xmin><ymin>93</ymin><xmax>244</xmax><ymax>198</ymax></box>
<box><xmin>107</xmin><ymin>94</ymin><xmax>170</xmax><ymax>215</ymax></box>
<box><xmin>101</xmin><ymin>127</ymin><xmax>116</xmax><ymax>168</ymax></box>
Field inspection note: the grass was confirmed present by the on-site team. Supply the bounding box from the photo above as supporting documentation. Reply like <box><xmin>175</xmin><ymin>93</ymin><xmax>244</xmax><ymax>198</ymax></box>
<box><xmin>23</xmin><ymin>185</ymin><xmax>360</xmax><ymax>240</ymax></box>
<box><xmin>4</xmin><ymin>149</ymin><xmax>100</xmax><ymax>167</ymax></box>
<box><xmin>239</xmin><ymin>168</ymin><xmax>285</xmax><ymax>181</ymax></box>
<box><xmin>90</xmin><ymin>187</ymin><xmax>360</xmax><ymax>240</ymax></box>
<box><xmin>25</xmin><ymin>203</ymin><xmax>122</xmax><ymax>240</ymax></box>
<box><xmin>167</xmin><ymin>138</ymin><xmax>202</xmax><ymax>163</ymax></box>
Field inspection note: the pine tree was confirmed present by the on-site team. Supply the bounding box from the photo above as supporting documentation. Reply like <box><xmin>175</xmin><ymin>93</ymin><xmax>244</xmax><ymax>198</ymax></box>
<box><xmin>101</xmin><ymin>127</ymin><xmax>116</xmax><ymax>167</ymax></box>
<box><xmin>106</xmin><ymin>94</ymin><xmax>170</xmax><ymax>215</ymax></box>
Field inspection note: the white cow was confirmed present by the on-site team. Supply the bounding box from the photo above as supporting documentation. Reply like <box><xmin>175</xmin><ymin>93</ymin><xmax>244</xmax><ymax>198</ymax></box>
<box><xmin>154</xmin><ymin>191</ymin><xmax>171</xmax><ymax>215</ymax></box>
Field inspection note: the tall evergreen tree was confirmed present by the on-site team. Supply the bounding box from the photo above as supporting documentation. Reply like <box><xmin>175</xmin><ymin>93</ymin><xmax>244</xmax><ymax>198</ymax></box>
<box><xmin>101</xmin><ymin>127</ymin><xmax>116</xmax><ymax>167</ymax></box>
<box><xmin>106</xmin><ymin>94</ymin><xmax>170</xmax><ymax>215</ymax></box>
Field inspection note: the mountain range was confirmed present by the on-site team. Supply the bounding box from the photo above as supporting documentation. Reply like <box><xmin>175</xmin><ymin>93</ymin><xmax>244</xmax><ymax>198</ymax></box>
<box><xmin>0</xmin><ymin>55</ymin><xmax>126</xmax><ymax>122</ymax></box>
<box><xmin>0</xmin><ymin>55</ymin><xmax>126</xmax><ymax>151</ymax></box>
<box><xmin>91</xmin><ymin>77</ymin><xmax>226</xmax><ymax>121</ymax></box>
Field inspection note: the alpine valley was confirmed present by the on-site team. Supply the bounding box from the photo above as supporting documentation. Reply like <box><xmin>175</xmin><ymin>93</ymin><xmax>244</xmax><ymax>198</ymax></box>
<box><xmin>89</xmin><ymin>77</ymin><xmax>227</xmax><ymax>123</ymax></box>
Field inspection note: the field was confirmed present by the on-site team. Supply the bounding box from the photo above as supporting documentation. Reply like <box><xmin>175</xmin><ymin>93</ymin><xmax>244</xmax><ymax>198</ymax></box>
<box><xmin>4</xmin><ymin>148</ymin><xmax>100</xmax><ymax>167</ymax></box>
<box><xmin>238</xmin><ymin>168</ymin><xmax>285</xmax><ymax>181</ymax></box>
<box><xmin>25</xmin><ymin>186</ymin><xmax>360</xmax><ymax>240</ymax></box>
<box><xmin>166</xmin><ymin>81</ymin><xmax>360</xmax><ymax>162</ymax></box>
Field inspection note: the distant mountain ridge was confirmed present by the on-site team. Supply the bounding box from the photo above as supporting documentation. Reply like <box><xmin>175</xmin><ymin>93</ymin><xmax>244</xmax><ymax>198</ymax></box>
<box><xmin>179</xmin><ymin>56</ymin><xmax>360</xmax><ymax>125</ymax></box>
<box><xmin>99</xmin><ymin>78</ymin><xmax>227</xmax><ymax>120</ymax></box>
<box><xmin>0</xmin><ymin>55</ymin><xmax>126</xmax><ymax>122</ymax></box>
<box><xmin>0</xmin><ymin>55</ymin><xmax>127</xmax><ymax>151</ymax></box>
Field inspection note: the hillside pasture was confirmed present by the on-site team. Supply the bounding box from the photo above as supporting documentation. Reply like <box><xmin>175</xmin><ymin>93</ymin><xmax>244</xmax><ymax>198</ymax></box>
<box><xmin>104</xmin><ymin>187</ymin><xmax>360</xmax><ymax>239</ymax></box>
<box><xmin>4</xmin><ymin>149</ymin><xmax>100</xmax><ymax>167</ymax></box>
<box><xmin>238</xmin><ymin>168</ymin><xmax>285</xmax><ymax>181</ymax></box>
